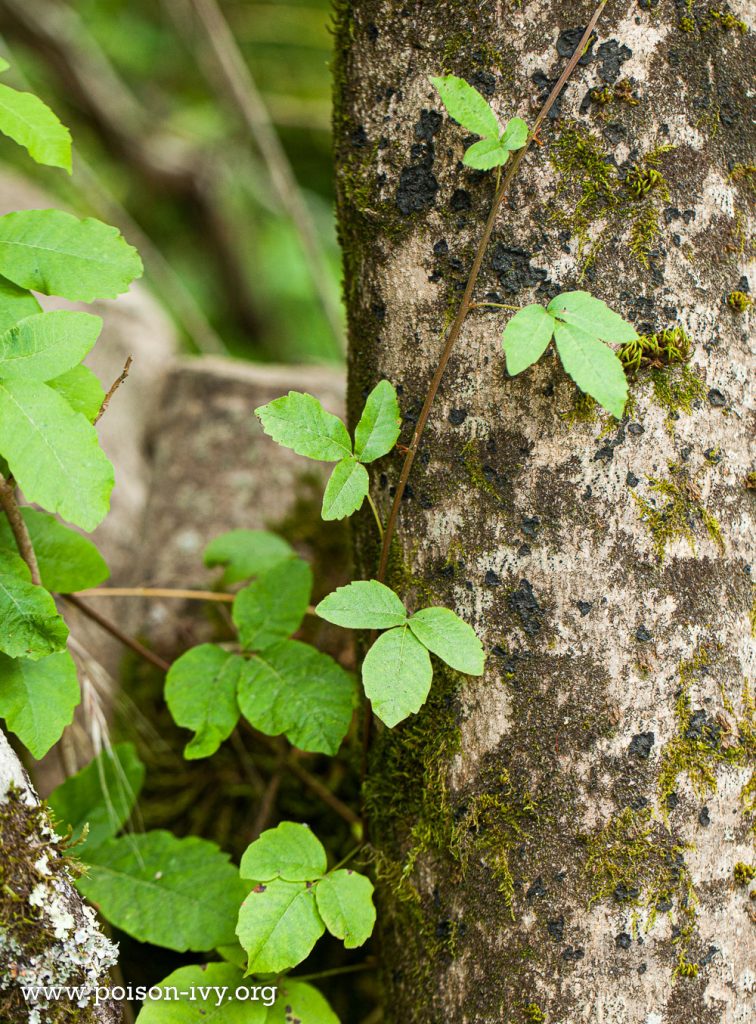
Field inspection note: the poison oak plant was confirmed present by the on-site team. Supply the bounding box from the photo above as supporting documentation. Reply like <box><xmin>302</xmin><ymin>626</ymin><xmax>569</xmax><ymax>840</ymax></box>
<box><xmin>0</xmin><ymin>10</ymin><xmax>633</xmax><ymax>1022</ymax></box>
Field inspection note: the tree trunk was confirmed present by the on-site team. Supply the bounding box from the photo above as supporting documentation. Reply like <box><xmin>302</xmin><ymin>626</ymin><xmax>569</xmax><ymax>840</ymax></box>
<box><xmin>0</xmin><ymin>730</ymin><xmax>121</xmax><ymax>1022</ymax></box>
<box><xmin>333</xmin><ymin>2</ymin><xmax>754</xmax><ymax>1021</ymax></box>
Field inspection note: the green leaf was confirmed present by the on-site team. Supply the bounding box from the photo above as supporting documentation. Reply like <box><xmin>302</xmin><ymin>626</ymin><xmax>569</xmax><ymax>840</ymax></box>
<box><xmin>46</xmin><ymin>364</ymin><xmax>105</xmax><ymax>422</ymax></box>
<box><xmin>316</xmin><ymin>580</ymin><xmax>407</xmax><ymax>630</ymax></box>
<box><xmin>429</xmin><ymin>75</ymin><xmax>499</xmax><ymax>139</ymax></box>
<box><xmin>0</xmin><ymin>311</ymin><xmax>101</xmax><ymax>380</ymax></box>
<box><xmin>501</xmin><ymin>116</ymin><xmax>529</xmax><ymax>151</ymax></box>
<box><xmin>353</xmin><ymin>379</ymin><xmax>401</xmax><ymax>462</ymax></box>
<box><xmin>77</xmin><ymin>831</ymin><xmax>246</xmax><ymax>952</ymax></box>
<box><xmin>321</xmin><ymin>458</ymin><xmax>369</xmax><ymax>521</ymax></box>
<box><xmin>0</xmin><ymin>570</ymin><xmax>68</xmax><ymax>659</ymax></box>
<box><xmin>47</xmin><ymin>742</ymin><xmax>145</xmax><ymax>852</ymax></box>
<box><xmin>408</xmin><ymin>607</ymin><xmax>485</xmax><ymax>675</ymax></box>
<box><xmin>463</xmin><ymin>138</ymin><xmax>510</xmax><ymax>170</ymax></box>
<box><xmin>233</xmin><ymin>559</ymin><xmax>312</xmax><ymax>652</ymax></box>
<box><xmin>136</xmin><ymin>963</ymin><xmax>268</xmax><ymax>1024</ymax></box>
<box><xmin>315</xmin><ymin>869</ymin><xmax>376</xmax><ymax>949</ymax></box>
<box><xmin>553</xmin><ymin>320</ymin><xmax>628</xmax><ymax>419</ymax></box>
<box><xmin>362</xmin><ymin>626</ymin><xmax>433</xmax><ymax>728</ymax></box>
<box><xmin>0</xmin><ymin>650</ymin><xmax>79</xmax><ymax>758</ymax></box>
<box><xmin>0</xmin><ymin>83</ymin><xmax>71</xmax><ymax>171</ymax></box>
<box><xmin>240</xmin><ymin>822</ymin><xmax>327</xmax><ymax>882</ymax></box>
<box><xmin>267</xmin><ymin>980</ymin><xmax>339</xmax><ymax>1024</ymax></box>
<box><xmin>255</xmin><ymin>392</ymin><xmax>351</xmax><ymax>462</ymax></box>
<box><xmin>0</xmin><ymin>275</ymin><xmax>40</xmax><ymax>334</ymax></box>
<box><xmin>0</xmin><ymin>209</ymin><xmax>142</xmax><ymax>302</ymax></box>
<box><xmin>0</xmin><ymin>377</ymin><xmax>113</xmax><ymax>530</ymax></box>
<box><xmin>0</xmin><ymin>507</ymin><xmax>109</xmax><ymax>592</ymax></box>
<box><xmin>165</xmin><ymin>645</ymin><xmax>242</xmax><ymax>759</ymax></box>
<box><xmin>502</xmin><ymin>304</ymin><xmax>555</xmax><ymax>375</ymax></box>
<box><xmin>238</xmin><ymin>640</ymin><xmax>356</xmax><ymax>755</ymax></box>
<box><xmin>204</xmin><ymin>529</ymin><xmax>294</xmax><ymax>586</ymax></box>
<box><xmin>547</xmin><ymin>291</ymin><xmax>638</xmax><ymax>343</ymax></box>
<box><xmin>236</xmin><ymin>878</ymin><xmax>325</xmax><ymax>974</ymax></box>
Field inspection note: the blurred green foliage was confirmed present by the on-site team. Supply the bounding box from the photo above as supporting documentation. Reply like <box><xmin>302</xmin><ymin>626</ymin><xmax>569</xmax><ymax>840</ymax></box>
<box><xmin>0</xmin><ymin>0</ymin><xmax>343</xmax><ymax>362</ymax></box>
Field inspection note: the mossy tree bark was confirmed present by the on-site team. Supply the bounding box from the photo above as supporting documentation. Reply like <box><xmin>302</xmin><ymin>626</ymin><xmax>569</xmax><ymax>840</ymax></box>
<box><xmin>333</xmin><ymin>1</ymin><xmax>754</xmax><ymax>1021</ymax></box>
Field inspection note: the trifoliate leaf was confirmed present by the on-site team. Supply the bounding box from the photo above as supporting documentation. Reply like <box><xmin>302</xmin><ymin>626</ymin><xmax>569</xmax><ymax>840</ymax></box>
<box><xmin>165</xmin><ymin>645</ymin><xmax>242</xmax><ymax>759</ymax></box>
<box><xmin>0</xmin><ymin>209</ymin><xmax>142</xmax><ymax>302</ymax></box>
<box><xmin>240</xmin><ymin>822</ymin><xmax>327</xmax><ymax>883</ymax></box>
<box><xmin>353</xmin><ymin>379</ymin><xmax>401</xmax><ymax>462</ymax></box>
<box><xmin>47</xmin><ymin>742</ymin><xmax>145</xmax><ymax>852</ymax></box>
<box><xmin>0</xmin><ymin>82</ymin><xmax>72</xmax><ymax>171</ymax></box>
<box><xmin>0</xmin><ymin>378</ymin><xmax>113</xmax><ymax>531</ymax></box>
<box><xmin>237</xmin><ymin>878</ymin><xmax>325</xmax><ymax>975</ymax></box>
<box><xmin>501</xmin><ymin>116</ymin><xmax>529</xmax><ymax>151</ymax></box>
<box><xmin>315</xmin><ymin>869</ymin><xmax>376</xmax><ymax>949</ymax></box>
<box><xmin>502</xmin><ymin>304</ymin><xmax>555</xmax><ymax>375</ymax></box>
<box><xmin>316</xmin><ymin>580</ymin><xmax>407</xmax><ymax>631</ymax></box>
<box><xmin>267</xmin><ymin>980</ymin><xmax>339</xmax><ymax>1024</ymax></box>
<box><xmin>0</xmin><ymin>650</ymin><xmax>79</xmax><ymax>758</ymax></box>
<box><xmin>136</xmin><ymin>964</ymin><xmax>267</xmax><ymax>1024</ymax></box>
<box><xmin>547</xmin><ymin>291</ymin><xmax>638</xmax><ymax>343</ymax></box>
<box><xmin>0</xmin><ymin>507</ymin><xmax>109</xmax><ymax>592</ymax></box>
<box><xmin>553</xmin><ymin>321</ymin><xmax>628</xmax><ymax>419</ymax></box>
<box><xmin>0</xmin><ymin>275</ymin><xmax>40</xmax><ymax>333</ymax></box>
<box><xmin>0</xmin><ymin>311</ymin><xmax>101</xmax><ymax>381</ymax></box>
<box><xmin>463</xmin><ymin>138</ymin><xmax>510</xmax><ymax>170</ymax></box>
<box><xmin>232</xmin><ymin>558</ymin><xmax>312</xmax><ymax>652</ymax></box>
<box><xmin>321</xmin><ymin>457</ymin><xmax>369</xmax><ymax>520</ymax></box>
<box><xmin>430</xmin><ymin>75</ymin><xmax>499</xmax><ymax>139</ymax></box>
<box><xmin>204</xmin><ymin>529</ymin><xmax>294</xmax><ymax>586</ymax></box>
<box><xmin>238</xmin><ymin>640</ymin><xmax>356</xmax><ymax>755</ymax></box>
<box><xmin>77</xmin><ymin>831</ymin><xmax>246</xmax><ymax>952</ymax></box>
<box><xmin>255</xmin><ymin>391</ymin><xmax>351</xmax><ymax>462</ymax></box>
<box><xmin>362</xmin><ymin>626</ymin><xmax>433</xmax><ymax>727</ymax></box>
<box><xmin>0</xmin><ymin>570</ymin><xmax>68</xmax><ymax>659</ymax></box>
<box><xmin>46</xmin><ymin>365</ymin><xmax>105</xmax><ymax>422</ymax></box>
<box><xmin>408</xmin><ymin>607</ymin><xmax>484</xmax><ymax>675</ymax></box>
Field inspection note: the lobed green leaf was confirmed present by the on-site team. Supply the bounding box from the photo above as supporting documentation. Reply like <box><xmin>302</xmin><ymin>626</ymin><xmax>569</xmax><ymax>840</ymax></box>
<box><xmin>0</xmin><ymin>82</ymin><xmax>72</xmax><ymax>171</ymax></box>
<box><xmin>316</xmin><ymin>579</ymin><xmax>407</xmax><ymax>631</ymax></box>
<box><xmin>0</xmin><ymin>507</ymin><xmax>109</xmax><ymax>592</ymax></box>
<box><xmin>463</xmin><ymin>138</ymin><xmax>510</xmax><ymax>170</ymax></box>
<box><xmin>267</xmin><ymin>979</ymin><xmax>339</xmax><ymax>1024</ymax></box>
<box><xmin>204</xmin><ymin>528</ymin><xmax>294</xmax><ymax>586</ymax></box>
<box><xmin>501</xmin><ymin>116</ymin><xmax>529</xmax><ymax>151</ymax></box>
<box><xmin>315</xmin><ymin>869</ymin><xmax>376</xmax><ymax>949</ymax></box>
<box><xmin>502</xmin><ymin>304</ymin><xmax>555</xmax><ymax>375</ymax></box>
<box><xmin>353</xmin><ymin>379</ymin><xmax>401</xmax><ymax>463</ymax></box>
<box><xmin>0</xmin><ymin>650</ymin><xmax>79</xmax><ymax>758</ymax></box>
<box><xmin>430</xmin><ymin>75</ymin><xmax>499</xmax><ymax>139</ymax></box>
<box><xmin>240</xmin><ymin>822</ymin><xmax>327</xmax><ymax>883</ymax></box>
<box><xmin>321</xmin><ymin>457</ymin><xmax>369</xmax><ymax>520</ymax></box>
<box><xmin>408</xmin><ymin>606</ymin><xmax>485</xmax><ymax>675</ymax></box>
<box><xmin>0</xmin><ymin>275</ymin><xmax>40</xmax><ymax>334</ymax></box>
<box><xmin>547</xmin><ymin>291</ymin><xmax>638</xmax><ymax>343</ymax></box>
<box><xmin>255</xmin><ymin>391</ymin><xmax>351</xmax><ymax>462</ymax></box>
<box><xmin>232</xmin><ymin>558</ymin><xmax>313</xmax><ymax>652</ymax></box>
<box><xmin>0</xmin><ymin>310</ymin><xmax>102</xmax><ymax>381</ymax></box>
<box><xmin>237</xmin><ymin>878</ymin><xmax>325</xmax><ymax>975</ymax></box>
<box><xmin>0</xmin><ymin>568</ymin><xmax>68</xmax><ymax>660</ymax></box>
<box><xmin>46</xmin><ymin>364</ymin><xmax>105</xmax><ymax>422</ymax></box>
<box><xmin>165</xmin><ymin>645</ymin><xmax>243</xmax><ymax>760</ymax></box>
<box><xmin>238</xmin><ymin>640</ymin><xmax>356</xmax><ymax>755</ymax></box>
<box><xmin>77</xmin><ymin>831</ymin><xmax>246</xmax><ymax>952</ymax></box>
<box><xmin>136</xmin><ymin>963</ymin><xmax>267</xmax><ymax>1023</ymax></box>
<box><xmin>553</xmin><ymin>320</ymin><xmax>628</xmax><ymax>419</ymax></box>
<box><xmin>0</xmin><ymin>209</ymin><xmax>142</xmax><ymax>302</ymax></box>
<box><xmin>0</xmin><ymin>377</ymin><xmax>113</xmax><ymax>531</ymax></box>
<box><xmin>362</xmin><ymin>625</ymin><xmax>432</xmax><ymax>728</ymax></box>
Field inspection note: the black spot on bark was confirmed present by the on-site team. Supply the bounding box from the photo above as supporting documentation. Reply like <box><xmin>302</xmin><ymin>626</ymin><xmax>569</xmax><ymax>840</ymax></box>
<box><xmin>597</xmin><ymin>40</ymin><xmax>633</xmax><ymax>83</ymax></box>
<box><xmin>396</xmin><ymin>165</ymin><xmax>439</xmax><ymax>214</ymax></box>
<box><xmin>556</xmin><ymin>27</ymin><xmax>596</xmax><ymax>66</ymax></box>
<box><xmin>448</xmin><ymin>408</ymin><xmax>467</xmax><ymax>425</ymax></box>
<box><xmin>508</xmin><ymin>579</ymin><xmax>543</xmax><ymax>635</ymax></box>
<box><xmin>629</xmin><ymin>732</ymin><xmax>655</xmax><ymax>759</ymax></box>
<box><xmin>547</xmin><ymin>916</ymin><xmax>565</xmax><ymax>941</ymax></box>
<box><xmin>485</xmin><ymin>569</ymin><xmax>501</xmax><ymax>586</ymax></box>
<box><xmin>491</xmin><ymin>244</ymin><xmax>548</xmax><ymax>293</ymax></box>
<box><xmin>616</xmin><ymin>932</ymin><xmax>632</xmax><ymax>949</ymax></box>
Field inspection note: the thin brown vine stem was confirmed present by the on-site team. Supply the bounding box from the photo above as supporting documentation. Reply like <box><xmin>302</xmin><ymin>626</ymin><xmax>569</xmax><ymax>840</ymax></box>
<box><xmin>94</xmin><ymin>355</ymin><xmax>132</xmax><ymax>425</ymax></box>
<box><xmin>375</xmin><ymin>2</ymin><xmax>608</xmax><ymax>584</ymax></box>
<box><xmin>61</xmin><ymin>594</ymin><xmax>171</xmax><ymax>673</ymax></box>
<box><xmin>0</xmin><ymin>476</ymin><xmax>41</xmax><ymax>585</ymax></box>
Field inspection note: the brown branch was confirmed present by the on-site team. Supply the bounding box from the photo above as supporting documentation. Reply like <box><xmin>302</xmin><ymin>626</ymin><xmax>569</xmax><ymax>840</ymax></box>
<box><xmin>375</xmin><ymin>2</ymin><xmax>609</xmax><ymax>584</ymax></box>
<box><xmin>94</xmin><ymin>355</ymin><xmax>132</xmax><ymax>425</ymax></box>
<box><xmin>61</xmin><ymin>594</ymin><xmax>171</xmax><ymax>674</ymax></box>
<box><xmin>76</xmin><ymin>586</ymin><xmax>236</xmax><ymax>602</ymax></box>
<box><xmin>0</xmin><ymin>477</ymin><xmax>41</xmax><ymax>585</ymax></box>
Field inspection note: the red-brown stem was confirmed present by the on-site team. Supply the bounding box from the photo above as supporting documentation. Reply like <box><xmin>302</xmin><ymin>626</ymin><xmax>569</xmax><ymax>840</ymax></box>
<box><xmin>0</xmin><ymin>477</ymin><xmax>41</xmax><ymax>585</ymax></box>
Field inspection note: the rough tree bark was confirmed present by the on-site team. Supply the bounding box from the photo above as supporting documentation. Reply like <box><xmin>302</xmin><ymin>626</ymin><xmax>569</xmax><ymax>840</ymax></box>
<box><xmin>334</xmin><ymin>2</ymin><xmax>754</xmax><ymax>1022</ymax></box>
<box><xmin>0</xmin><ymin>731</ymin><xmax>121</xmax><ymax>1023</ymax></box>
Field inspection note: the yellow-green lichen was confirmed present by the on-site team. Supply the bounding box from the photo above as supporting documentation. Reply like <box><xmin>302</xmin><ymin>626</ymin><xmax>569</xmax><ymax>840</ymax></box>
<box><xmin>523</xmin><ymin>1002</ymin><xmax>546</xmax><ymax>1022</ymax></box>
<box><xmin>619</xmin><ymin>325</ymin><xmax>691</xmax><ymax>373</ymax></box>
<box><xmin>632</xmin><ymin>463</ymin><xmax>724</xmax><ymax>562</ymax></box>
<box><xmin>727</xmin><ymin>290</ymin><xmax>752</xmax><ymax>312</ymax></box>
<box><xmin>733</xmin><ymin>862</ymin><xmax>755</xmax><ymax>885</ymax></box>
<box><xmin>673</xmin><ymin>953</ymin><xmax>700</xmax><ymax>978</ymax></box>
<box><xmin>701</xmin><ymin>9</ymin><xmax>748</xmax><ymax>33</ymax></box>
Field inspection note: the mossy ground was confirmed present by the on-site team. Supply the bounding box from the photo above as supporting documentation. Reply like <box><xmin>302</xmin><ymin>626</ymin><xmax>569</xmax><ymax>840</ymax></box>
<box><xmin>632</xmin><ymin>463</ymin><xmax>724</xmax><ymax>562</ymax></box>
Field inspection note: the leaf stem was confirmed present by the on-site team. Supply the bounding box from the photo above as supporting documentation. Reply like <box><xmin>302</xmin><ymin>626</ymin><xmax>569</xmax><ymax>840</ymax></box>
<box><xmin>290</xmin><ymin>961</ymin><xmax>377</xmax><ymax>983</ymax></box>
<box><xmin>374</xmin><ymin>2</ymin><xmax>609</xmax><ymax>585</ymax></box>
<box><xmin>332</xmin><ymin>842</ymin><xmax>365</xmax><ymax>871</ymax></box>
<box><xmin>470</xmin><ymin>302</ymin><xmax>522</xmax><ymax>311</ymax></box>
<box><xmin>0</xmin><ymin>477</ymin><xmax>41</xmax><ymax>585</ymax></box>
<box><xmin>61</xmin><ymin>594</ymin><xmax>171</xmax><ymax>673</ymax></box>
<box><xmin>365</xmin><ymin>491</ymin><xmax>385</xmax><ymax>540</ymax></box>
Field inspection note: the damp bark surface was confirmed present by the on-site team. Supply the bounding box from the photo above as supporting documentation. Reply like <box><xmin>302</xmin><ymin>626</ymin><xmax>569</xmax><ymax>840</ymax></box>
<box><xmin>333</xmin><ymin>2</ymin><xmax>755</xmax><ymax>1022</ymax></box>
